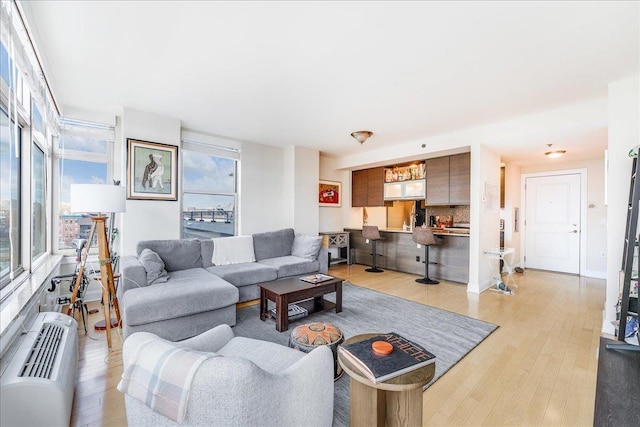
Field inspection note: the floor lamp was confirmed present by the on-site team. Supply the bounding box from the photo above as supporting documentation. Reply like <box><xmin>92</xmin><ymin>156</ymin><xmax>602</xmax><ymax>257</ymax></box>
<box><xmin>70</xmin><ymin>184</ymin><xmax>126</xmax><ymax>350</ymax></box>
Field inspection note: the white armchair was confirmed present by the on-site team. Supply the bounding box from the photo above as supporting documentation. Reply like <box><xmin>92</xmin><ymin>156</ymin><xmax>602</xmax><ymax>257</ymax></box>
<box><xmin>121</xmin><ymin>324</ymin><xmax>335</xmax><ymax>426</ymax></box>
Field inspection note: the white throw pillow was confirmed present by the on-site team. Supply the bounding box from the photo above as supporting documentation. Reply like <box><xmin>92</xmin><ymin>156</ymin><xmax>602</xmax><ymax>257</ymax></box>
<box><xmin>291</xmin><ymin>234</ymin><xmax>323</xmax><ymax>260</ymax></box>
<box><xmin>212</xmin><ymin>235</ymin><xmax>256</xmax><ymax>265</ymax></box>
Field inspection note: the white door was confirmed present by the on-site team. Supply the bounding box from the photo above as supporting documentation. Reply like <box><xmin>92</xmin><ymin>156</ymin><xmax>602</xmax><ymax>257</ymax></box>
<box><xmin>524</xmin><ymin>173</ymin><xmax>581</xmax><ymax>274</ymax></box>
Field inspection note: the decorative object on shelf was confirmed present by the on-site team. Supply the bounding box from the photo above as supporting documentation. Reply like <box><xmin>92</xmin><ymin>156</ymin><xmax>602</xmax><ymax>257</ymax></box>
<box><xmin>384</xmin><ymin>163</ymin><xmax>426</xmax><ymax>182</ymax></box>
<box><xmin>351</xmin><ymin>130</ymin><xmax>373</xmax><ymax>145</ymax></box>
<box><xmin>127</xmin><ymin>138</ymin><xmax>178</xmax><ymax>201</ymax></box>
<box><xmin>70</xmin><ymin>183</ymin><xmax>126</xmax><ymax>350</ymax></box>
<box><xmin>269</xmin><ymin>303</ymin><xmax>308</xmax><ymax>321</ymax></box>
<box><xmin>319</xmin><ymin>180</ymin><xmax>342</xmax><ymax>207</ymax></box>
<box><xmin>544</xmin><ymin>143</ymin><xmax>566</xmax><ymax>158</ymax></box>
<box><xmin>412</xmin><ymin>227</ymin><xmax>439</xmax><ymax>285</ymax></box>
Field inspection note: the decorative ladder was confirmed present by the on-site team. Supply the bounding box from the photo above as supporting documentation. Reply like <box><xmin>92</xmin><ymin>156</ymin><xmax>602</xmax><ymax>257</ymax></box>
<box><xmin>607</xmin><ymin>153</ymin><xmax>640</xmax><ymax>351</ymax></box>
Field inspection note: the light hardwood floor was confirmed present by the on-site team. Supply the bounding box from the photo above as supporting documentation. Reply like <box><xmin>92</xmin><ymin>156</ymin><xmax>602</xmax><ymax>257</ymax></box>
<box><xmin>71</xmin><ymin>264</ymin><xmax>606</xmax><ymax>426</ymax></box>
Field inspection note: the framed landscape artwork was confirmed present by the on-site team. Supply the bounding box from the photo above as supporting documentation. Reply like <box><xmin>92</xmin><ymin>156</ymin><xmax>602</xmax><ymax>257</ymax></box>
<box><xmin>319</xmin><ymin>180</ymin><xmax>341</xmax><ymax>207</ymax></box>
<box><xmin>127</xmin><ymin>138</ymin><xmax>178</xmax><ymax>201</ymax></box>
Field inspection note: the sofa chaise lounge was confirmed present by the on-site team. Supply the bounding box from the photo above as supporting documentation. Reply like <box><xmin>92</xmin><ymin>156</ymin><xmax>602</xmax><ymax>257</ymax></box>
<box><xmin>119</xmin><ymin>228</ymin><xmax>328</xmax><ymax>341</ymax></box>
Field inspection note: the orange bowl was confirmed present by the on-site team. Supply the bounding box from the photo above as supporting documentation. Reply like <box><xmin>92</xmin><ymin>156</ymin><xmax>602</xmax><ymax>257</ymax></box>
<box><xmin>372</xmin><ymin>340</ymin><xmax>393</xmax><ymax>355</ymax></box>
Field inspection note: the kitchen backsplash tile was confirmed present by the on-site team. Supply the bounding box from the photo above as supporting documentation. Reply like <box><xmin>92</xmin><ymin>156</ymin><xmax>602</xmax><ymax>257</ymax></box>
<box><xmin>426</xmin><ymin>205</ymin><xmax>470</xmax><ymax>225</ymax></box>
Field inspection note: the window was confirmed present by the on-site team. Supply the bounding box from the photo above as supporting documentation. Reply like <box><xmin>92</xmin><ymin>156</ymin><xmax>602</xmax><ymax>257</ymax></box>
<box><xmin>0</xmin><ymin>42</ymin><xmax>12</xmax><ymax>89</ymax></box>
<box><xmin>0</xmin><ymin>108</ymin><xmax>22</xmax><ymax>288</ymax></box>
<box><xmin>182</xmin><ymin>142</ymin><xmax>238</xmax><ymax>239</ymax></box>
<box><xmin>32</xmin><ymin>142</ymin><xmax>46</xmax><ymax>260</ymax></box>
<box><xmin>55</xmin><ymin>119</ymin><xmax>112</xmax><ymax>251</ymax></box>
<box><xmin>31</xmin><ymin>101</ymin><xmax>45</xmax><ymax>143</ymax></box>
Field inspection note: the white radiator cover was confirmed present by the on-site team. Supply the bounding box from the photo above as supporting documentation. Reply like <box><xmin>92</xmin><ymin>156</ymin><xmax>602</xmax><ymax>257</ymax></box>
<box><xmin>0</xmin><ymin>312</ymin><xmax>78</xmax><ymax>427</ymax></box>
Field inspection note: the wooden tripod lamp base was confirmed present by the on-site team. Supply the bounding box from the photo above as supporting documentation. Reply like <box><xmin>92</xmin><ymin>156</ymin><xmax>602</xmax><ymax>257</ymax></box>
<box><xmin>94</xmin><ymin>318</ymin><xmax>121</xmax><ymax>331</ymax></box>
<box><xmin>94</xmin><ymin>215</ymin><xmax>121</xmax><ymax>350</ymax></box>
<box><xmin>69</xmin><ymin>184</ymin><xmax>126</xmax><ymax>351</ymax></box>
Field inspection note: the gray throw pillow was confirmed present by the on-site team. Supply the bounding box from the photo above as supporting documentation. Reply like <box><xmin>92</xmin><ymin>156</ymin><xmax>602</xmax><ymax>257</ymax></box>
<box><xmin>139</xmin><ymin>248</ymin><xmax>169</xmax><ymax>285</ymax></box>
<box><xmin>291</xmin><ymin>234</ymin><xmax>323</xmax><ymax>260</ymax></box>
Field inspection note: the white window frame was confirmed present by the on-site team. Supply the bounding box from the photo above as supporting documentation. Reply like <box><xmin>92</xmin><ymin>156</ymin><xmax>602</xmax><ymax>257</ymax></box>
<box><xmin>53</xmin><ymin>119</ymin><xmax>114</xmax><ymax>254</ymax></box>
<box><xmin>181</xmin><ymin>131</ymin><xmax>240</xmax><ymax>239</ymax></box>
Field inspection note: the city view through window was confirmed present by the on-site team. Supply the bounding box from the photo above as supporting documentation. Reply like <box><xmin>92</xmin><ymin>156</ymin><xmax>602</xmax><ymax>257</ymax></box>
<box><xmin>57</xmin><ymin>131</ymin><xmax>109</xmax><ymax>250</ymax></box>
<box><xmin>182</xmin><ymin>150</ymin><xmax>237</xmax><ymax>239</ymax></box>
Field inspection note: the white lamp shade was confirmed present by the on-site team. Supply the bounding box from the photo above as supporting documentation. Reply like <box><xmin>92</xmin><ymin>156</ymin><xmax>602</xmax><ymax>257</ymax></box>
<box><xmin>70</xmin><ymin>184</ymin><xmax>126</xmax><ymax>213</ymax></box>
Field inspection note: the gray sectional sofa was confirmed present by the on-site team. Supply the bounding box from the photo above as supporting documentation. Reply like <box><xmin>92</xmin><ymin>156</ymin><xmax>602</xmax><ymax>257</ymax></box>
<box><xmin>118</xmin><ymin>228</ymin><xmax>328</xmax><ymax>341</ymax></box>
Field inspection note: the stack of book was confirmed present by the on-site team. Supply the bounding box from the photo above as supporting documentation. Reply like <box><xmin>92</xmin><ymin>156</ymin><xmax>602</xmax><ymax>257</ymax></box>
<box><xmin>338</xmin><ymin>332</ymin><xmax>436</xmax><ymax>383</ymax></box>
<box><xmin>269</xmin><ymin>303</ymin><xmax>308</xmax><ymax>320</ymax></box>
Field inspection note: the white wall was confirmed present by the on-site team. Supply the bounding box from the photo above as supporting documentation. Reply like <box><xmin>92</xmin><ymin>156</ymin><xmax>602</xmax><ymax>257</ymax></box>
<box><xmin>468</xmin><ymin>144</ymin><xmax>501</xmax><ymax>293</ymax></box>
<box><xmin>502</xmin><ymin>163</ymin><xmax>522</xmax><ymax>266</ymax></box>
<box><xmin>241</xmin><ymin>143</ymin><xmax>321</xmax><ymax>236</ymax></box>
<box><xmin>319</xmin><ymin>155</ymin><xmax>348</xmax><ymax>232</ymax></box>
<box><xmin>239</xmin><ymin>140</ymin><xmax>286</xmax><ymax>235</ymax></box>
<box><xmin>120</xmin><ymin>108</ymin><xmax>182</xmax><ymax>255</ymax></box>
<box><xmin>520</xmin><ymin>158</ymin><xmax>607</xmax><ymax>278</ymax></box>
<box><xmin>290</xmin><ymin>146</ymin><xmax>320</xmax><ymax>236</ymax></box>
<box><xmin>605</xmin><ymin>75</ymin><xmax>640</xmax><ymax>334</ymax></box>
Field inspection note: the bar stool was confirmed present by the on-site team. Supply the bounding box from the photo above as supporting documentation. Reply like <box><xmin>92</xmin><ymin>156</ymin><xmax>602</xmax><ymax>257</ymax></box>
<box><xmin>362</xmin><ymin>225</ymin><xmax>384</xmax><ymax>273</ymax></box>
<box><xmin>413</xmin><ymin>227</ymin><xmax>439</xmax><ymax>285</ymax></box>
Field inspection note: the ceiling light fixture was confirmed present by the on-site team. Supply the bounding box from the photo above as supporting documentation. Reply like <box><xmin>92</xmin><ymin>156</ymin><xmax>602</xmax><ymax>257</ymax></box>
<box><xmin>545</xmin><ymin>143</ymin><xmax>566</xmax><ymax>158</ymax></box>
<box><xmin>351</xmin><ymin>130</ymin><xmax>373</xmax><ymax>145</ymax></box>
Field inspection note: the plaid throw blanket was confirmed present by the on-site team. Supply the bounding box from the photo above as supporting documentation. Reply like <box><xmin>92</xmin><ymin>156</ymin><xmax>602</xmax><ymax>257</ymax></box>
<box><xmin>117</xmin><ymin>337</ymin><xmax>215</xmax><ymax>424</ymax></box>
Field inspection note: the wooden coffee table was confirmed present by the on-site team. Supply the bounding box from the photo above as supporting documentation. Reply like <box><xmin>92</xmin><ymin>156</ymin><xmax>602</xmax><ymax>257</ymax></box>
<box><xmin>338</xmin><ymin>333</ymin><xmax>436</xmax><ymax>427</ymax></box>
<box><xmin>259</xmin><ymin>276</ymin><xmax>343</xmax><ymax>332</ymax></box>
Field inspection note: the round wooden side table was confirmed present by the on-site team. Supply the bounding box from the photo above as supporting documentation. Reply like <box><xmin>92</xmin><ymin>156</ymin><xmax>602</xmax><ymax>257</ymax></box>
<box><xmin>338</xmin><ymin>333</ymin><xmax>436</xmax><ymax>427</ymax></box>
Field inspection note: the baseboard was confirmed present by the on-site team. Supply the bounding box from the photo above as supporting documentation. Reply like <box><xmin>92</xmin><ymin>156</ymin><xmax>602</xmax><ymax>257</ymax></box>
<box><xmin>582</xmin><ymin>270</ymin><xmax>606</xmax><ymax>279</ymax></box>
<box><xmin>601</xmin><ymin>309</ymin><xmax>616</xmax><ymax>335</ymax></box>
<box><xmin>467</xmin><ymin>279</ymin><xmax>493</xmax><ymax>294</ymax></box>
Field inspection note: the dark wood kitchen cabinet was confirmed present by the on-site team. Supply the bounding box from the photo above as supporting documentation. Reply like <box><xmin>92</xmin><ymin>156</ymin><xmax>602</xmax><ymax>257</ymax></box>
<box><xmin>426</xmin><ymin>157</ymin><xmax>450</xmax><ymax>205</ymax></box>
<box><xmin>366</xmin><ymin>167</ymin><xmax>384</xmax><ymax>206</ymax></box>
<box><xmin>352</xmin><ymin>169</ymin><xmax>369</xmax><ymax>207</ymax></box>
<box><xmin>449</xmin><ymin>153</ymin><xmax>470</xmax><ymax>205</ymax></box>
<box><xmin>352</xmin><ymin>167</ymin><xmax>384</xmax><ymax>207</ymax></box>
<box><xmin>426</xmin><ymin>153</ymin><xmax>470</xmax><ymax>205</ymax></box>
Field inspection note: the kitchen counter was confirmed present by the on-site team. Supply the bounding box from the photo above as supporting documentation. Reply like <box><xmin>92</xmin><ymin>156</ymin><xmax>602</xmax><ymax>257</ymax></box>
<box><xmin>348</xmin><ymin>227</ymin><xmax>470</xmax><ymax>237</ymax></box>
<box><xmin>345</xmin><ymin>228</ymin><xmax>469</xmax><ymax>283</ymax></box>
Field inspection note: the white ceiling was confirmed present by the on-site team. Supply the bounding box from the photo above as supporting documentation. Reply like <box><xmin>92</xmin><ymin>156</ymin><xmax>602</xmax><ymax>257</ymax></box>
<box><xmin>20</xmin><ymin>1</ymin><xmax>639</xmax><ymax>165</ymax></box>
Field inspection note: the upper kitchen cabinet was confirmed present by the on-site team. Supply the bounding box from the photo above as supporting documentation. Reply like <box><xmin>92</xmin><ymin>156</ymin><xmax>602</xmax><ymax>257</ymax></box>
<box><xmin>426</xmin><ymin>156</ymin><xmax>450</xmax><ymax>205</ymax></box>
<box><xmin>383</xmin><ymin>162</ymin><xmax>426</xmax><ymax>200</ymax></box>
<box><xmin>352</xmin><ymin>167</ymin><xmax>385</xmax><ymax>207</ymax></box>
<box><xmin>449</xmin><ymin>153</ymin><xmax>470</xmax><ymax>205</ymax></box>
<box><xmin>367</xmin><ymin>167</ymin><xmax>385</xmax><ymax>206</ymax></box>
<box><xmin>426</xmin><ymin>153</ymin><xmax>470</xmax><ymax>205</ymax></box>
<box><xmin>352</xmin><ymin>169</ymin><xmax>368</xmax><ymax>207</ymax></box>
<box><xmin>384</xmin><ymin>180</ymin><xmax>426</xmax><ymax>200</ymax></box>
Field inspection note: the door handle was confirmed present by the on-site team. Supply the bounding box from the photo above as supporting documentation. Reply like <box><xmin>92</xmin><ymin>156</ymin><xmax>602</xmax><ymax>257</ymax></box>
<box><xmin>569</xmin><ymin>230</ymin><xmax>578</xmax><ymax>233</ymax></box>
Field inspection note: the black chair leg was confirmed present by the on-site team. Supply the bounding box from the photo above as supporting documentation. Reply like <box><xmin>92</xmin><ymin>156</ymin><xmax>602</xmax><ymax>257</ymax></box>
<box><xmin>416</xmin><ymin>245</ymin><xmax>438</xmax><ymax>284</ymax></box>
<box><xmin>365</xmin><ymin>240</ymin><xmax>384</xmax><ymax>273</ymax></box>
